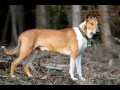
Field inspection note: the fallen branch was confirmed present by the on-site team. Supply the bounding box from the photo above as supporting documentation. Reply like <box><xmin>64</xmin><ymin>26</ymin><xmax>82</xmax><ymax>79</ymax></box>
<box><xmin>40</xmin><ymin>63</ymin><xmax>69</xmax><ymax>72</ymax></box>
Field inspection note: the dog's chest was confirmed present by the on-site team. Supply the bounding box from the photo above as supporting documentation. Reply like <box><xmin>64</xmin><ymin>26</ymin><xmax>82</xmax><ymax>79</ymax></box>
<box><xmin>73</xmin><ymin>27</ymin><xmax>87</xmax><ymax>53</ymax></box>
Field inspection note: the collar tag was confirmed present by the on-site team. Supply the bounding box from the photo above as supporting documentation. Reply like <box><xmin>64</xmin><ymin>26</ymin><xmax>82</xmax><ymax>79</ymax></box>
<box><xmin>88</xmin><ymin>43</ymin><xmax>92</xmax><ymax>47</ymax></box>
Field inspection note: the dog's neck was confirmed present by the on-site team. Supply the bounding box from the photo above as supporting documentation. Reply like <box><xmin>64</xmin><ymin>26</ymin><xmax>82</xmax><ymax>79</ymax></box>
<box><xmin>79</xmin><ymin>21</ymin><xmax>87</xmax><ymax>35</ymax></box>
<box><xmin>79</xmin><ymin>21</ymin><xmax>86</xmax><ymax>29</ymax></box>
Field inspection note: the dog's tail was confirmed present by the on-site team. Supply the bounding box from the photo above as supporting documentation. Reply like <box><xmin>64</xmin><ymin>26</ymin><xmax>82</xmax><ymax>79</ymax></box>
<box><xmin>0</xmin><ymin>40</ymin><xmax>21</xmax><ymax>55</ymax></box>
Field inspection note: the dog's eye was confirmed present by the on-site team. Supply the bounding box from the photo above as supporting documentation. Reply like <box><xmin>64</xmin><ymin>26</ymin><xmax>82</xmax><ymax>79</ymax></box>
<box><xmin>91</xmin><ymin>23</ymin><xmax>94</xmax><ymax>25</ymax></box>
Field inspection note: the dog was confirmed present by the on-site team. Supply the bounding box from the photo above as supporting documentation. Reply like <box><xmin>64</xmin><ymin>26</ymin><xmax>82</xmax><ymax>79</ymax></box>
<box><xmin>0</xmin><ymin>14</ymin><xmax>99</xmax><ymax>81</ymax></box>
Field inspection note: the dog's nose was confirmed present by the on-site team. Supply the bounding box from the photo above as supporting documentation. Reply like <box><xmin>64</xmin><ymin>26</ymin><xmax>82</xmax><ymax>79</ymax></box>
<box><xmin>91</xmin><ymin>32</ymin><xmax>94</xmax><ymax>35</ymax></box>
<box><xmin>93</xmin><ymin>27</ymin><xmax>100</xmax><ymax>34</ymax></box>
<box><xmin>96</xmin><ymin>27</ymin><xmax>99</xmax><ymax>33</ymax></box>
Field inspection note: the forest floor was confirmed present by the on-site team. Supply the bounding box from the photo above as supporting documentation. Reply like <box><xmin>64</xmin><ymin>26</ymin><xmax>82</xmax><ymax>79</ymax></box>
<box><xmin>0</xmin><ymin>43</ymin><xmax>120</xmax><ymax>85</ymax></box>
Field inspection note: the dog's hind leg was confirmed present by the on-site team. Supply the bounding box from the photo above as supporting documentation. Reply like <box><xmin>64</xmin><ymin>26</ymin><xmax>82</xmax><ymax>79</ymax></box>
<box><xmin>22</xmin><ymin>49</ymin><xmax>39</xmax><ymax>77</ymax></box>
<box><xmin>10</xmin><ymin>49</ymin><xmax>33</xmax><ymax>77</ymax></box>
<box><xmin>10</xmin><ymin>40</ymin><xmax>34</xmax><ymax>78</ymax></box>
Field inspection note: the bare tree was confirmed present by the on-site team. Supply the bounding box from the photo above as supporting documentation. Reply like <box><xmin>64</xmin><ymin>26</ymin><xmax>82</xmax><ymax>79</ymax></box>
<box><xmin>66</xmin><ymin>5</ymin><xmax>72</xmax><ymax>27</ymax></box>
<box><xmin>9</xmin><ymin>5</ymin><xmax>24</xmax><ymax>46</ymax></box>
<box><xmin>16</xmin><ymin>5</ymin><xmax>24</xmax><ymax>34</ymax></box>
<box><xmin>72</xmin><ymin>5</ymin><xmax>82</xmax><ymax>27</ymax></box>
<box><xmin>1</xmin><ymin>8</ymin><xmax>10</xmax><ymax>43</ymax></box>
<box><xmin>36</xmin><ymin>5</ymin><xmax>48</xmax><ymax>28</ymax></box>
<box><xmin>10</xmin><ymin>5</ymin><xmax>18</xmax><ymax>45</ymax></box>
<box><xmin>98</xmin><ymin>5</ymin><xmax>112</xmax><ymax>45</ymax></box>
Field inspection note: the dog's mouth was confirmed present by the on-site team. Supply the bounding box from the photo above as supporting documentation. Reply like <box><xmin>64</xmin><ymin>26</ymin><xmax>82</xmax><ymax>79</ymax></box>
<box><xmin>87</xmin><ymin>28</ymin><xmax>100</xmax><ymax>39</ymax></box>
<box><xmin>87</xmin><ymin>30</ymin><xmax>94</xmax><ymax>39</ymax></box>
<box><xmin>95</xmin><ymin>27</ymin><xmax>100</xmax><ymax>34</ymax></box>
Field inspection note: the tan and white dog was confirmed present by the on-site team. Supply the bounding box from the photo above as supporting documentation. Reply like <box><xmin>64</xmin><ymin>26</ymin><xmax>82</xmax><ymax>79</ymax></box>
<box><xmin>1</xmin><ymin>15</ymin><xmax>99</xmax><ymax>81</ymax></box>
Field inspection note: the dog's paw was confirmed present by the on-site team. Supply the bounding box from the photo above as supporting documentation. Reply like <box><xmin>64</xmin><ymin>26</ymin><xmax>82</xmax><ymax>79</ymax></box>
<box><xmin>28</xmin><ymin>75</ymin><xmax>33</xmax><ymax>78</ymax></box>
<box><xmin>79</xmin><ymin>77</ymin><xmax>86</xmax><ymax>81</ymax></box>
<box><xmin>71</xmin><ymin>77</ymin><xmax>78</xmax><ymax>81</ymax></box>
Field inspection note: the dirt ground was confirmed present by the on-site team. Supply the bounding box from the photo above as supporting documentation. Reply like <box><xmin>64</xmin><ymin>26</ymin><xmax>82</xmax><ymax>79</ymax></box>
<box><xmin>0</xmin><ymin>43</ymin><xmax>120</xmax><ymax>85</ymax></box>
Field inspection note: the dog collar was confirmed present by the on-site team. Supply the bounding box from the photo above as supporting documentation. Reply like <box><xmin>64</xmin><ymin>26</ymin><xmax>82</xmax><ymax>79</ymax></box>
<box><xmin>78</xmin><ymin>26</ymin><xmax>92</xmax><ymax>47</ymax></box>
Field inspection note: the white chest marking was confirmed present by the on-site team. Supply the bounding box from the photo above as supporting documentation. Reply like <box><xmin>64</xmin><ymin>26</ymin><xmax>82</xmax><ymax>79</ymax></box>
<box><xmin>73</xmin><ymin>22</ymin><xmax>87</xmax><ymax>54</ymax></box>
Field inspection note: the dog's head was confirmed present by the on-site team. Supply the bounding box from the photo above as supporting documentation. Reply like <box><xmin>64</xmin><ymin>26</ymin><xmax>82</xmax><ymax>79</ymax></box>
<box><xmin>84</xmin><ymin>14</ymin><xmax>99</xmax><ymax>39</ymax></box>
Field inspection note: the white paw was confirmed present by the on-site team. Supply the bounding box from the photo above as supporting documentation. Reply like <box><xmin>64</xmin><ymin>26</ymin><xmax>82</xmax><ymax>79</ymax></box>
<box><xmin>71</xmin><ymin>77</ymin><xmax>78</xmax><ymax>81</ymax></box>
<box><xmin>79</xmin><ymin>77</ymin><xmax>86</xmax><ymax>81</ymax></box>
<box><xmin>28</xmin><ymin>75</ymin><xmax>33</xmax><ymax>77</ymax></box>
<box><xmin>1</xmin><ymin>46</ymin><xmax>5</xmax><ymax>49</ymax></box>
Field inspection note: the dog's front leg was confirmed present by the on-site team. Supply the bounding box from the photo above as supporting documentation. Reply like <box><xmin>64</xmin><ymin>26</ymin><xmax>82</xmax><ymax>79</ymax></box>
<box><xmin>69</xmin><ymin>58</ymin><xmax>78</xmax><ymax>80</ymax></box>
<box><xmin>76</xmin><ymin>54</ymin><xmax>86</xmax><ymax>81</ymax></box>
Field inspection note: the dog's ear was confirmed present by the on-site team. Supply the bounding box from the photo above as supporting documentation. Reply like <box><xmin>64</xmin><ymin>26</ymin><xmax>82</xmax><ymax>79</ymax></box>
<box><xmin>86</xmin><ymin>13</ymin><xmax>100</xmax><ymax>20</ymax></box>
<box><xmin>86</xmin><ymin>13</ymin><xmax>92</xmax><ymax>20</ymax></box>
<box><xmin>85</xmin><ymin>14</ymin><xmax>93</xmax><ymax>21</ymax></box>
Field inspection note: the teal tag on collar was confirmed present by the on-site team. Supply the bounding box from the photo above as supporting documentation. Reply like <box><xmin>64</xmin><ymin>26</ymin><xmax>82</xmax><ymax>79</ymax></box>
<box><xmin>88</xmin><ymin>43</ymin><xmax>92</xmax><ymax>47</ymax></box>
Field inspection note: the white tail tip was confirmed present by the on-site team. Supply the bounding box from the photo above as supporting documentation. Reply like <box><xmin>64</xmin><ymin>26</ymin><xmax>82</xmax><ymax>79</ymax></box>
<box><xmin>1</xmin><ymin>46</ymin><xmax>5</xmax><ymax>49</ymax></box>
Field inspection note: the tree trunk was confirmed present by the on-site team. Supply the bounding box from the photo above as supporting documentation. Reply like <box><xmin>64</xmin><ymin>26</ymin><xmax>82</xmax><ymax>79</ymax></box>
<box><xmin>36</xmin><ymin>5</ymin><xmax>48</xmax><ymax>28</ymax></box>
<box><xmin>1</xmin><ymin>8</ymin><xmax>10</xmax><ymax>43</ymax></box>
<box><xmin>10</xmin><ymin>5</ymin><xmax>18</xmax><ymax>46</ymax></box>
<box><xmin>16</xmin><ymin>5</ymin><xmax>24</xmax><ymax>35</ymax></box>
<box><xmin>9</xmin><ymin>5</ymin><xmax>24</xmax><ymax>46</ymax></box>
<box><xmin>72</xmin><ymin>5</ymin><xmax>82</xmax><ymax>27</ymax></box>
<box><xmin>66</xmin><ymin>5</ymin><xmax>72</xmax><ymax>27</ymax></box>
<box><xmin>98</xmin><ymin>5</ymin><xmax>112</xmax><ymax>45</ymax></box>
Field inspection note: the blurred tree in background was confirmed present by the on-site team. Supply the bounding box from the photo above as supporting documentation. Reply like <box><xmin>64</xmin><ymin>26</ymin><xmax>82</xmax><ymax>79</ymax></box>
<box><xmin>72</xmin><ymin>5</ymin><xmax>82</xmax><ymax>27</ymax></box>
<box><xmin>0</xmin><ymin>5</ymin><xmax>120</xmax><ymax>46</ymax></box>
<box><xmin>98</xmin><ymin>5</ymin><xmax>112</xmax><ymax>45</ymax></box>
<box><xmin>36</xmin><ymin>5</ymin><xmax>48</xmax><ymax>28</ymax></box>
<box><xmin>9</xmin><ymin>5</ymin><xmax>24</xmax><ymax>46</ymax></box>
